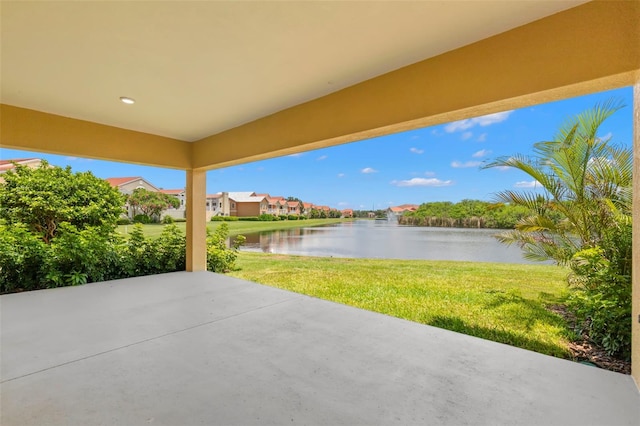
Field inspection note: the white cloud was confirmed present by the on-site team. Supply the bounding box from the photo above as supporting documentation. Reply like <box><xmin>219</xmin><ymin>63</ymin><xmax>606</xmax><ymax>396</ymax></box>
<box><xmin>424</xmin><ymin>171</ymin><xmax>436</xmax><ymax>176</ymax></box>
<box><xmin>472</xmin><ymin>149</ymin><xmax>491</xmax><ymax>158</ymax></box>
<box><xmin>316</xmin><ymin>155</ymin><xmax>328</xmax><ymax>161</ymax></box>
<box><xmin>445</xmin><ymin>111</ymin><xmax>513</xmax><ymax>133</ymax></box>
<box><xmin>597</xmin><ymin>132</ymin><xmax>613</xmax><ymax>142</ymax></box>
<box><xmin>390</xmin><ymin>177</ymin><xmax>453</xmax><ymax>187</ymax></box>
<box><xmin>337</xmin><ymin>173</ymin><xmax>345</xmax><ymax>178</ymax></box>
<box><xmin>451</xmin><ymin>160</ymin><xmax>482</xmax><ymax>168</ymax></box>
<box><xmin>288</xmin><ymin>153</ymin><xmax>303</xmax><ymax>158</ymax></box>
<box><xmin>474</xmin><ymin>111</ymin><xmax>513</xmax><ymax>126</ymax></box>
<box><xmin>409</xmin><ymin>147</ymin><xmax>424</xmax><ymax>154</ymax></box>
<box><xmin>476</xmin><ymin>133</ymin><xmax>487</xmax><ymax>142</ymax></box>
<box><xmin>337</xmin><ymin>201</ymin><xmax>349</xmax><ymax>206</ymax></box>
<box><xmin>361</xmin><ymin>167</ymin><xmax>377</xmax><ymax>174</ymax></box>
<box><xmin>514</xmin><ymin>180</ymin><xmax>540</xmax><ymax>188</ymax></box>
<box><xmin>461</xmin><ymin>131</ymin><xmax>473</xmax><ymax>140</ymax></box>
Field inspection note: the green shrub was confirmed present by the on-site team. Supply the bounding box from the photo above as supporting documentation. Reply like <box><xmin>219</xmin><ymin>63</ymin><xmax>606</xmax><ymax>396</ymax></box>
<box><xmin>239</xmin><ymin>216</ymin><xmax>260</xmax><ymax>221</ymax></box>
<box><xmin>133</xmin><ymin>214</ymin><xmax>153</xmax><ymax>224</ymax></box>
<box><xmin>210</xmin><ymin>216</ymin><xmax>225</xmax><ymax>221</ymax></box>
<box><xmin>125</xmin><ymin>223</ymin><xmax>156</xmax><ymax>276</ymax></box>
<box><xmin>162</xmin><ymin>215</ymin><xmax>174</xmax><ymax>224</ymax></box>
<box><xmin>258</xmin><ymin>214</ymin><xmax>276</xmax><ymax>221</ymax></box>
<box><xmin>117</xmin><ymin>217</ymin><xmax>132</xmax><ymax>225</ymax></box>
<box><xmin>152</xmin><ymin>224</ymin><xmax>186</xmax><ymax>273</ymax></box>
<box><xmin>44</xmin><ymin>223</ymin><xmax>124</xmax><ymax>286</ymax></box>
<box><xmin>0</xmin><ymin>221</ymin><xmax>47</xmax><ymax>293</ymax></box>
<box><xmin>206</xmin><ymin>223</ymin><xmax>244</xmax><ymax>272</ymax></box>
<box><xmin>567</xmin><ymin>221</ymin><xmax>632</xmax><ymax>360</ymax></box>
<box><xmin>287</xmin><ymin>215</ymin><xmax>299</xmax><ymax>221</ymax></box>
<box><xmin>173</xmin><ymin>217</ymin><xmax>186</xmax><ymax>222</ymax></box>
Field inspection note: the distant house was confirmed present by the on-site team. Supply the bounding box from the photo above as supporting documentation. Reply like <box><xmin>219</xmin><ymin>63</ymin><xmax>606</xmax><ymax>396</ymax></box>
<box><xmin>106</xmin><ymin>177</ymin><xmax>160</xmax><ymax>194</ymax></box>
<box><xmin>341</xmin><ymin>209</ymin><xmax>354</xmax><ymax>218</ymax></box>
<box><xmin>387</xmin><ymin>204</ymin><xmax>419</xmax><ymax>220</ymax></box>
<box><xmin>159</xmin><ymin>189</ymin><xmax>186</xmax><ymax>220</ymax></box>
<box><xmin>0</xmin><ymin>158</ymin><xmax>44</xmax><ymax>183</ymax></box>
<box><xmin>286</xmin><ymin>200</ymin><xmax>301</xmax><ymax>215</ymax></box>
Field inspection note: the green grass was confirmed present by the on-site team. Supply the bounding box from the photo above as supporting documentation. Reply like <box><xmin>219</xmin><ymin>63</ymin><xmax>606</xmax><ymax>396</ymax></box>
<box><xmin>116</xmin><ymin>218</ymin><xmax>348</xmax><ymax>239</ymax></box>
<box><xmin>229</xmin><ymin>252</ymin><xmax>575</xmax><ymax>359</ymax></box>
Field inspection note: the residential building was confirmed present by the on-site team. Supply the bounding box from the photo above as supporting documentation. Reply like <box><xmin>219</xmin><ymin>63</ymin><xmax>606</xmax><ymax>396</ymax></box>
<box><xmin>0</xmin><ymin>158</ymin><xmax>43</xmax><ymax>183</ymax></box>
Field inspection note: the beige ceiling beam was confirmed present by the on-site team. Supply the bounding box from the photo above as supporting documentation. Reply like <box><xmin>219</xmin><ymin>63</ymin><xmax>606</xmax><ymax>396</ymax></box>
<box><xmin>0</xmin><ymin>104</ymin><xmax>191</xmax><ymax>169</ymax></box>
<box><xmin>192</xmin><ymin>0</ymin><xmax>639</xmax><ymax>170</ymax></box>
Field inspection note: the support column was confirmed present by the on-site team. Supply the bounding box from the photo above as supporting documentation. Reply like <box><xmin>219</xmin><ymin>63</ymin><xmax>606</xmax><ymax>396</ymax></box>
<box><xmin>185</xmin><ymin>169</ymin><xmax>207</xmax><ymax>271</ymax></box>
<box><xmin>633</xmin><ymin>82</ymin><xmax>640</xmax><ymax>388</ymax></box>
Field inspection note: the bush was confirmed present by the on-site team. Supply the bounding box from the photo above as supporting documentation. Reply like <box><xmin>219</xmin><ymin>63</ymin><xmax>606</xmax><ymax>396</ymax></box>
<box><xmin>152</xmin><ymin>224</ymin><xmax>186</xmax><ymax>273</ymax></box>
<box><xmin>206</xmin><ymin>223</ymin><xmax>244</xmax><ymax>272</ymax></box>
<box><xmin>173</xmin><ymin>218</ymin><xmax>186</xmax><ymax>222</ymax></box>
<box><xmin>162</xmin><ymin>215</ymin><xmax>174</xmax><ymax>224</ymax></box>
<box><xmin>239</xmin><ymin>216</ymin><xmax>260</xmax><ymax>221</ymax></box>
<box><xmin>44</xmin><ymin>223</ymin><xmax>125</xmax><ymax>286</ymax></box>
<box><xmin>258</xmin><ymin>214</ymin><xmax>276</xmax><ymax>221</ymax></box>
<box><xmin>133</xmin><ymin>214</ymin><xmax>153</xmax><ymax>224</ymax></box>
<box><xmin>0</xmin><ymin>222</ymin><xmax>47</xmax><ymax>293</ymax></box>
<box><xmin>117</xmin><ymin>217</ymin><xmax>132</xmax><ymax>225</ymax></box>
<box><xmin>567</xmin><ymin>221</ymin><xmax>632</xmax><ymax>360</ymax></box>
<box><xmin>287</xmin><ymin>215</ymin><xmax>299</xmax><ymax>221</ymax></box>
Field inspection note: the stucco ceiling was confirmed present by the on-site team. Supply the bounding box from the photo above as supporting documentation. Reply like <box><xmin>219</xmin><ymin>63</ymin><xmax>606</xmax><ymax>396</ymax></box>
<box><xmin>1</xmin><ymin>1</ymin><xmax>588</xmax><ymax>142</ymax></box>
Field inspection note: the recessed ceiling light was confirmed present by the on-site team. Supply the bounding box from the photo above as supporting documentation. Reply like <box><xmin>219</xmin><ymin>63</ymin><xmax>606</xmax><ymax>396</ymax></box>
<box><xmin>119</xmin><ymin>96</ymin><xmax>135</xmax><ymax>105</ymax></box>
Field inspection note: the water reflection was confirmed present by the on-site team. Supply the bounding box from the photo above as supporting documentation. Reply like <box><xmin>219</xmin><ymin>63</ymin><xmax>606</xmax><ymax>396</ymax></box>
<box><xmin>237</xmin><ymin>220</ymin><xmax>545</xmax><ymax>264</ymax></box>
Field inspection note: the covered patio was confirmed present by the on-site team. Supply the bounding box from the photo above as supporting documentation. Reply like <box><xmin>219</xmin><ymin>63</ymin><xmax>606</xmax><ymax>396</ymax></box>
<box><xmin>1</xmin><ymin>1</ymin><xmax>640</xmax><ymax>423</ymax></box>
<box><xmin>2</xmin><ymin>272</ymin><xmax>638</xmax><ymax>425</ymax></box>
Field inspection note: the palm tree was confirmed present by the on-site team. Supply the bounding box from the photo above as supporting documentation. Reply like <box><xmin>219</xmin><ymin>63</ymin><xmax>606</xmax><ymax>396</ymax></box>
<box><xmin>482</xmin><ymin>99</ymin><xmax>632</xmax><ymax>264</ymax></box>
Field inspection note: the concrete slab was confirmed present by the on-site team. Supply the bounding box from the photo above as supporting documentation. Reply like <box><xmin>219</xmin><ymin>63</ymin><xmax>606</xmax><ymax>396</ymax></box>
<box><xmin>1</xmin><ymin>272</ymin><xmax>639</xmax><ymax>425</ymax></box>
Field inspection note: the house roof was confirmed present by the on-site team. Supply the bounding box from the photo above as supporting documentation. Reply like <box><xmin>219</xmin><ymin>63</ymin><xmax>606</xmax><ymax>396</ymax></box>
<box><xmin>0</xmin><ymin>158</ymin><xmax>42</xmax><ymax>172</ymax></box>
<box><xmin>105</xmin><ymin>177</ymin><xmax>160</xmax><ymax>192</ymax></box>
<box><xmin>105</xmin><ymin>177</ymin><xmax>143</xmax><ymax>188</ymax></box>
<box><xmin>389</xmin><ymin>204</ymin><xmax>419</xmax><ymax>213</ymax></box>
<box><xmin>228</xmin><ymin>192</ymin><xmax>265</xmax><ymax>203</ymax></box>
<box><xmin>159</xmin><ymin>189</ymin><xmax>184</xmax><ymax>195</ymax></box>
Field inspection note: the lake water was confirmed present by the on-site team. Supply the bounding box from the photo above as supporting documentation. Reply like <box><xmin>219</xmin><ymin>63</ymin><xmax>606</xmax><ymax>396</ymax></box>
<box><xmin>239</xmin><ymin>220</ymin><xmax>544</xmax><ymax>264</ymax></box>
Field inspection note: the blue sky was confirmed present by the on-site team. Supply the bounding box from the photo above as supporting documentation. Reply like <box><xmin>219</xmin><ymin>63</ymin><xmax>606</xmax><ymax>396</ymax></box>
<box><xmin>1</xmin><ymin>86</ymin><xmax>633</xmax><ymax>210</ymax></box>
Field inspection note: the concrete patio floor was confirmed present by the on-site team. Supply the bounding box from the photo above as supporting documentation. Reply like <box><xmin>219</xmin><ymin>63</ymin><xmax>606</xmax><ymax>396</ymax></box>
<box><xmin>1</xmin><ymin>272</ymin><xmax>638</xmax><ymax>426</ymax></box>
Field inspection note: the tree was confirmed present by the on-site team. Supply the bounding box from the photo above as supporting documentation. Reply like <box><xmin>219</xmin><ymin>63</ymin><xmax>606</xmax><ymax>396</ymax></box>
<box><xmin>127</xmin><ymin>188</ymin><xmax>180</xmax><ymax>221</ymax></box>
<box><xmin>482</xmin><ymin>99</ymin><xmax>632</xmax><ymax>264</ymax></box>
<box><xmin>0</xmin><ymin>161</ymin><xmax>125</xmax><ymax>242</ymax></box>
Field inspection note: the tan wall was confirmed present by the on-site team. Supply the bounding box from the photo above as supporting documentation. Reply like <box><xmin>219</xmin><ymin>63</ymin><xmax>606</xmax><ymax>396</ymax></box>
<box><xmin>1</xmin><ymin>105</ymin><xmax>191</xmax><ymax>169</ymax></box>
<box><xmin>192</xmin><ymin>1</ymin><xmax>639</xmax><ymax>170</ymax></box>
<box><xmin>236</xmin><ymin>202</ymin><xmax>261</xmax><ymax>217</ymax></box>
<box><xmin>118</xmin><ymin>180</ymin><xmax>157</xmax><ymax>194</ymax></box>
<box><xmin>633</xmin><ymin>83</ymin><xmax>640</xmax><ymax>388</ymax></box>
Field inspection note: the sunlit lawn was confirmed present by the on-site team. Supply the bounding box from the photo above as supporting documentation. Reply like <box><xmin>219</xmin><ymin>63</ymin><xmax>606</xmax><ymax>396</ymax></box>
<box><xmin>116</xmin><ymin>218</ymin><xmax>348</xmax><ymax>239</ymax></box>
<box><xmin>229</xmin><ymin>252</ymin><xmax>574</xmax><ymax>359</ymax></box>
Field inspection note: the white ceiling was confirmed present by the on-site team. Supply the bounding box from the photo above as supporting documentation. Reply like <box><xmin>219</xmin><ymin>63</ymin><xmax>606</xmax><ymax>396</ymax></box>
<box><xmin>1</xmin><ymin>1</ymin><xmax>588</xmax><ymax>142</ymax></box>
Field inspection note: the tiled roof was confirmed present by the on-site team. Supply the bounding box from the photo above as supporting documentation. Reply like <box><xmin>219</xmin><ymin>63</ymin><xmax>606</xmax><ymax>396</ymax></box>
<box><xmin>105</xmin><ymin>177</ymin><xmax>142</xmax><ymax>187</ymax></box>
<box><xmin>0</xmin><ymin>158</ymin><xmax>41</xmax><ymax>171</ymax></box>
<box><xmin>228</xmin><ymin>192</ymin><xmax>265</xmax><ymax>202</ymax></box>
<box><xmin>159</xmin><ymin>189</ymin><xmax>184</xmax><ymax>195</ymax></box>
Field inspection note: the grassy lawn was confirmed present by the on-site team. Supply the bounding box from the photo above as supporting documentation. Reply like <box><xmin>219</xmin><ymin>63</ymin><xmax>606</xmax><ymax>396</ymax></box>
<box><xmin>229</xmin><ymin>252</ymin><xmax>574</xmax><ymax>359</ymax></box>
<box><xmin>116</xmin><ymin>218</ymin><xmax>348</xmax><ymax>239</ymax></box>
